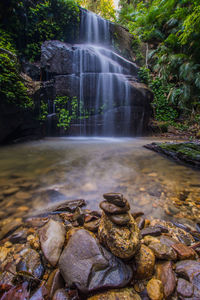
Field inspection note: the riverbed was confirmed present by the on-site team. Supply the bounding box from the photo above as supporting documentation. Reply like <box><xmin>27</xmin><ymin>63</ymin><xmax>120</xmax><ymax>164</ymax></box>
<box><xmin>0</xmin><ymin>137</ymin><xmax>199</xmax><ymax>226</ymax></box>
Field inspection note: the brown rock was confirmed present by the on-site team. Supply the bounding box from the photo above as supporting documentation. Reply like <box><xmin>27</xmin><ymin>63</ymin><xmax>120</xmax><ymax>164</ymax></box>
<box><xmin>136</xmin><ymin>216</ymin><xmax>145</xmax><ymax>230</ymax></box>
<box><xmin>143</xmin><ymin>236</ymin><xmax>160</xmax><ymax>245</ymax></box>
<box><xmin>156</xmin><ymin>261</ymin><xmax>176</xmax><ymax>298</ymax></box>
<box><xmin>109</xmin><ymin>213</ymin><xmax>130</xmax><ymax>225</ymax></box>
<box><xmin>148</xmin><ymin>242</ymin><xmax>177</xmax><ymax>260</ymax></box>
<box><xmin>84</xmin><ymin>219</ymin><xmax>100</xmax><ymax>232</ymax></box>
<box><xmin>172</xmin><ymin>243</ymin><xmax>196</xmax><ymax>260</ymax></box>
<box><xmin>88</xmin><ymin>288</ymin><xmax>141</xmax><ymax>300</ymax></box>
<box><xmin>17</xmin><ymin>248</ymin><xmax>44</xmax><ymax>279</ymax></box>
<box><xmin>46</xmin><ymin>269</ymin><xmax>65</xmax><ymax>298</ymax></box>
<box><xmin>0</xmin><ymin>246</ymin><xmax>10</xmax><ymax>263</ymax></box>
<box><xmin>98</xmin><ymin>211</ymin><xmax>140</xmax><ymax>259</ymax></box>
<box><xmin>147</xmin><ymin>279</ymin><xmax>164</xmax><ymax>300</ymax></box>
<box><xmin>158</xmin><ymin>235</ymin><xmax>177</xmax><ymax>247</ymax></box>
<box><xmin>100</xmin><ymin>201</ymin><xmax>130</xmax><ymax>215</ymax></box>
<box><xmin>140</xmin><ymin>227</ymin><xmax>162</xmax><ymax>238</ymax></box>
<box><xmin>103</xmin><ymin>193</ymin><xmax>126</xmax><ymax>207</ymax></box>
<box><xmin>15</xmin><ymin>191</ymin><xmax>31</xmax><ymax>200</ymax></box>
<box><xmin>177</xmin><ymin>278</ymin><xmax>194</xmax><ymax>298</ymax></box>
<box><xmin>0</xmin><ymin>218</ymin><xmax>22</xmax><ymax>240</ymax></box>
<box><xmin>134</xmin><ymin>245</ymin><xmax>155</xmax><ymax>279</ymax></box>
<box><xmin>3</xmin><ymin>187</ymin><xmax>19</xmax><ymax>196</ymax></box>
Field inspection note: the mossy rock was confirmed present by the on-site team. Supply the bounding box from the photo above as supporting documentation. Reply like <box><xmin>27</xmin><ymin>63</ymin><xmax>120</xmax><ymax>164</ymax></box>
<box><xmin>144</xmin><ymin>142</ymin><xmax>200</xmax><ymax>169</ymax></box>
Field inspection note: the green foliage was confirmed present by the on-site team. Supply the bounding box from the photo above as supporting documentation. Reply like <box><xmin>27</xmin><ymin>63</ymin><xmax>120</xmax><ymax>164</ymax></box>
<box><xmin>77</xmin><ymin>0</ymin><xmax>116</xmax><ymax>21</ymax></box>
<box><xmin>119</xmin><ymin>0</ymin><xmax>200</xmax><ymax>117</ymax></box>
<box><xmin>39</xmin><ymin>101</ymin><xmax>48</xmax><ymax>121</ymax></box>
<box><xmin>139</xmin><ymin>67</ymin><xmax>178</xmax><ymax>122</ymax></box>
<box><xmin>54</xmin><ymin>96</ymin><xmax>78</xmax><ymax>130</ymax></box>
<box><xmin>0</xmin><ymin>29</ymin><xmax>33</xmax><ymax>109</ymax></box>
<box><xmin>1</xmin><ymin>0</ymin><xmax>80</xmax><ymax>61</ymax></box>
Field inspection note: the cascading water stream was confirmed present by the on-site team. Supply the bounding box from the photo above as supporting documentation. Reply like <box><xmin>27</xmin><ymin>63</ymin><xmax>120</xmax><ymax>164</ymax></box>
<box><xmin>72</xmin><ymin>10</ymin><xmax>135</xmax><ymax>136</ymax></box>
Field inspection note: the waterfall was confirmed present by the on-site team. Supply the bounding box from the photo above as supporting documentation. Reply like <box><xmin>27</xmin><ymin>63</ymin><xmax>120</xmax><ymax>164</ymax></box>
<box><xmin>71</xmin><ymin>9</ymin><xmax>135</xmax><ymax>136</ymax></box>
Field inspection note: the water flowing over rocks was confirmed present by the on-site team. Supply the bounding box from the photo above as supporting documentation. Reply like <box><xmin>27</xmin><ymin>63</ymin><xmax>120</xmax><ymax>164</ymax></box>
<box><xmin>58</xmin><ymin>229</ymin><xmax>133</xmax><ymax>293</ymax></box>
<box><xmin>40</xmin><ymin>9</ymin><xmax>153</xmax><ymax>137</ymax></box>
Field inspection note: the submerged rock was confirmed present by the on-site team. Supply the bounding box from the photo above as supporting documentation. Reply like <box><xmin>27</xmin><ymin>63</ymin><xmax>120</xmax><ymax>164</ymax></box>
<box><xmin>59</xmin><ymin>229</ymin><xmax>132</xmax><ymax>293</ymax></box>
<box><xmin>39</xmin><ymin>219</ymin><xmax>66</xmax><ymax>266</ymax></box>
<box><xmin>98</xmin><ymin>211</ymin><xmax>140</xmax><ymax>260</ymax></box>
<box><xmin>88</xmin><ymin>288</ymin><xmax>141</xmax><ymax>300</ymax></box>
<box><xmin>17</xmin><ymin>248</ymin><xmax>44</xmax><ymax>279</ymax></box>
<box><xmin>0</xmin><ymin>218</ymin><xmax>22</xmax><ymax>240</ymax></box>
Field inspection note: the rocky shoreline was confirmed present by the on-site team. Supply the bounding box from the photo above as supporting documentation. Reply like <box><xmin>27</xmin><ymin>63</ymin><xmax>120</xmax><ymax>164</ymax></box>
<box><xmin>0</xmin><ymin>193</ymin><xmax>200</xmax><ymax>299</ymax></box>
<box><xmin>144</xmin><ymin>142</ymin><xmax>200</xmax><ymax>169</ymax></box>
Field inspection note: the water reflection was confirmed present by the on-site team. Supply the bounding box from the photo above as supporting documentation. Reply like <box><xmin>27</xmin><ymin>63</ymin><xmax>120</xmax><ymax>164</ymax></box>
<box><xmin>0</xmin><ymin>137</ymin><xmax>199</xmax><ymax>225</ymax></box>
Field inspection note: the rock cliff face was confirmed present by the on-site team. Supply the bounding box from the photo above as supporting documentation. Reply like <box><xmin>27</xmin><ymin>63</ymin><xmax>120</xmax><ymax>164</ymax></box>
<box><xmin>0</xmin><ymin>8</ymin><xmax>153</xmax><ymax>143</ymax></box>
<box><xmin>40</xmin><ymin>9</ymin><xmax>153</xmax><ymax>136</ymax></box>
<box><xmin>0</xmin><ymin>101</ymin><xmax>41</xmax><ymax>144</ymax></box>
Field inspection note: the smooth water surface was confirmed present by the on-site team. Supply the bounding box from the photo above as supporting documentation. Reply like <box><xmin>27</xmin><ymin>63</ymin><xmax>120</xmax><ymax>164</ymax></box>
<box><xmin>0</xmin><ymin>137</ymin><xmax>199</xmax><ymax>224</ymax></box>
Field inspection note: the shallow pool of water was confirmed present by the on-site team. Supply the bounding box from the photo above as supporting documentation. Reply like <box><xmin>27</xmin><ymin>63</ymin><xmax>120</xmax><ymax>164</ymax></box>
<box><xmin>0</xmin><ymin>137</ymin><xmax>199</xmax><ymax>225</ymax></box>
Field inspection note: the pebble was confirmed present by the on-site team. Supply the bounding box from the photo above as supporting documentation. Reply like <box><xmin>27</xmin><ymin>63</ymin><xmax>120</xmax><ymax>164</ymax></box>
<box><xmin>140</xmin><ymin>227</ymin><xmax>162</xmax><ymax>238</ymax></box>
<box><xmin>109</xmin><ymin>213</ymin><xmax>130</xmax><ymax>225</ymax></box>
<box><xmin>156</xmin><ymin>261</ymin><xmax>176</xmax><ymax>298</ymax></box>
<box><xmin>147</xmin><ymin>279</ymin><xmax>164</xmax><ymax>300</ymax></box>
<box><xmin>172</xmin><ymin>243</ymin><xmax>196</xmax><ymax>260</ymax></box>
<box><xmin>136</xmin><ymin>216</ymin><xmax>145</xmax><ymax>230</ymax></box>
<box><xmin>177</xmin><ymin>278</ymin><xmax>194</xmax><ymax>298</ymax></box>
<box><xmin>134</xmin><ymin>244</ymin><xmax>155</xmax><ymax>279</ymax></box>
<box><xmin>88</xmin><ymin>288</ymin><xmax>141</xmax><ymax>300</ymax></box>
<box><xmin>175</xmin><ymin>260</ymin><xmax>200</xmax><ymax>290</ymax></box>
<box><xmin>148</xmin><ymin>242</ymin><xmax>177</xmax><ymax>260</ymax></box>
<box><xmin>15</xmin><ymin>191</ymin><xmax>31</xmax><ymax>200</ymax></box>
<box><xmin>0</xmin><ymin>218</ymin><xmax>22</xmax><ymax>240</ymax></box>
<box><xmin>53</xmin><ymin>289</ymin><xmax>69</xmax><ymax>300</ymax></box>
<box><xmin>100</xmin><ymin>201</ymin><xmax>130</xmax><ymax>215</ymax></box>
<box><xmin>46</xmin><ymin>269</ymin><xmax>65</xmax><ymax>298</ymax></box>
<box><xmin>103</xmin><ymin>193</ymin><xmax>126</xmax><ymax>207</ymax></box>
<box><xmin>3</xmin><ymin>187</ymin><xmax>19</xmax><ymax>196</ymax></box>
<box><xmin>39</xmin><ymin>219</ymin><xmax>66</xmax><ymax>266</ymax></box>
<box><xmin>84</xmin><ymin>219</ymin><xmax>100</xmax><ymax>232</ymax></box>
<box><xmin>17</xmin><ymin>248</ymin><xmax>44</xmax><ymax>279</ymax></box>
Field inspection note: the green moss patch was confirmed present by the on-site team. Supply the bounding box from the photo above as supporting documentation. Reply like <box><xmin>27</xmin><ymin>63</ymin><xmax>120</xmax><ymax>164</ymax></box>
<box><xmin>144</xmin><ymin>142</ymin><xmax>200</xmax><ymax>169</ymax></box>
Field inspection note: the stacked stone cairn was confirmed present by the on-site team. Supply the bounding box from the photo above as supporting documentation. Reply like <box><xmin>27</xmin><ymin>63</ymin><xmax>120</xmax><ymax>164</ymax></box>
<box><xmin>98</xmin><ymin>192</ymin><xmax>140</xmax><ymax>260</ymax></box>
